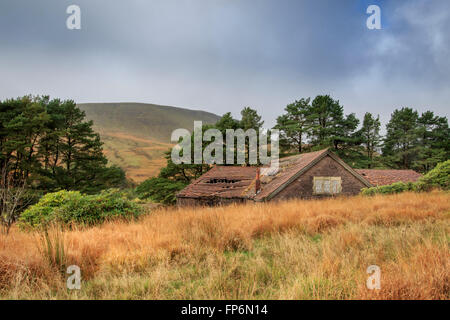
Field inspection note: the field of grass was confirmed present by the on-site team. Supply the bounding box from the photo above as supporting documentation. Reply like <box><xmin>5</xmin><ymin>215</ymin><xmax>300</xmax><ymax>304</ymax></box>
<box><xmin>0</xmin><ymin>192</ymin><xmax>449</xmax><ymax>300</ymax></box>
<box><xmin>78</xmin><ymin>103</ymin><xmax>220</xmax><ymax>182</ymax></box>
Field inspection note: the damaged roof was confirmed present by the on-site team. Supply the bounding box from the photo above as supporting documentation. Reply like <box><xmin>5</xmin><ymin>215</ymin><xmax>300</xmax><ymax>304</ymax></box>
<box><xmin>176</xmin><ymin>148</ymin><xmax>423</xmax><ymax>201</ymax></box>
<box><xmin>355</xmin><ymin>169</ymin><xmax>422</xmax><ymax>186</ymax></box>
<box><xmin>253</xmin><ymin>149</ymin><xmax>330</xmax><ymax>200</ymax></box>
<box><xmin>253</xmin><ymin>149</ymin><xmax>372</xmax><ymax>201</ymax></box>
<box><xmin>176</xmin><ymin>166</ymin><xmax>257</xmax><ymax>199</ymax></box>
<box><xmin>176</xmin><ymin>150</ymin><xmax>332</xmax><ymax>200</ymax></box>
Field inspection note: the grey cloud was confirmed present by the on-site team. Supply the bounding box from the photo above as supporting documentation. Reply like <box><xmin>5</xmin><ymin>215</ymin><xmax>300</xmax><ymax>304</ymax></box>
<box><xmin>0</xmin><ymin>0</ymin><xmax>448</xmax><ymax>128</ymax></box>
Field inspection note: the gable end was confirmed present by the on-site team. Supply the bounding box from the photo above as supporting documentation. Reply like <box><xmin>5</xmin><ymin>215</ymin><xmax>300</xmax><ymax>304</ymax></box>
<box><xmin>262</xmin><ymin>150</ymin><xmax>372</xmax><ymax>201</ymax></box>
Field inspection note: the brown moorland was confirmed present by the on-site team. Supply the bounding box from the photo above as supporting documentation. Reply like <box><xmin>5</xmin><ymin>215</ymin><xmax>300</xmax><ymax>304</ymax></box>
<box><xmin>0</xmin><ymin>191</ymin><xmax>449</xmax><ymax>299</ymax></box>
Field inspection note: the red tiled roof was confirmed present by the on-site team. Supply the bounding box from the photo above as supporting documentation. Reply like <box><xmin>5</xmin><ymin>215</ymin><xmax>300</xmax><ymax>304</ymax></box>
<box><xmin>176</xmin><ymin>149</ymin><xmax>384</xmax><ymax>201</ymax></box>
<box><xmin>355</xmin><ymin>169</ymin><xmax>422</xmax><ymax>186</ymax></box>
<box><xmin>176</xmin><ymin>166</ymin><xmax>257</xmax><ymax>199</ymax></box>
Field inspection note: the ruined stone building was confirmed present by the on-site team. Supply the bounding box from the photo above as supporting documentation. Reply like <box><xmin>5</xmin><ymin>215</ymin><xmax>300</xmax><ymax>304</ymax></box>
<box><xmin>176</xmin><ymin>149</ymin><xmax>422</xmax><ymax>206</ymax></box>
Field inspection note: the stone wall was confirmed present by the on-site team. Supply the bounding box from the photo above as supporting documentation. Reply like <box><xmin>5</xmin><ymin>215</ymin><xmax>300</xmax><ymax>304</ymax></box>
<box><xmin>272</xmin><ymin>155</ymin><xmax>366</xmax><ymax>201</ymax></box>
<box><xmin>176</xmin><ymin>155</ymin><xmax>368</xmax><ymax>206</ymax></box>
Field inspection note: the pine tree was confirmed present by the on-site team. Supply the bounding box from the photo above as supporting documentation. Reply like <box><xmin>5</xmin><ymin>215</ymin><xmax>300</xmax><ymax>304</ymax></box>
<box><xmin>42</xmin><ymin>100</ymin><xmax>117</xmax><ymax>192</ymax></box>
<box><xmin>1</xmin><ymin>96</ymin><xmax>127</xmax><ymax>194</ymax></box>
<box><xmin>274</xmin><ymin>98</ymin><xmax>311</xmax><ymax>153</ymax></box>
<box><xmin>309</xmin><ymin>95</ymin><xmax>343</xmax><ymax>146</ymax></box>
<box><xmin>309</xmin><ymin>95</ymin><xmax>359</xmax><ymax>150</ymax></box>
<box><xmin>0</xmin><ymin>96</ymin><xmax>48</xmax><ymax>185</ymax></box>
<box><xmin>382</xmin><ymin>108</ymin><xmax>420</xmax><ymax>169</ymax></box>
<box><xmin>332</xmin><ymin>113</ymin><xmax>360</xmax><ymax>150</ymax></box>
<box><xmin>415</xmin><ymin>111</ymin><xmax>450</xmax><ymax>172</ymax></box>
<box><xmin>215</xmin><ymin>112</ymin><xmax>241</xmax><ymax>133</ymax></box>
<box><xmin>240</xmin><ymin>107</ymin><xmax>264</xmax><ymax>131</ymax></box>
<box><xmin>239</xmin><ymin>107</ymin><xmax>264</xmax><ymax>165</ymax></box>
<box><xmin>359</xmin><ymin>113</ymin><xmax>381</xmax><ymax>168</ymax></box>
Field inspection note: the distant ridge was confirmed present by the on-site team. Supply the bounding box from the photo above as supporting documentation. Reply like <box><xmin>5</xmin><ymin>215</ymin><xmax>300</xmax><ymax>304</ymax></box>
<box><xmin>78</xmin><ymin>102</ymin><xmax>221</xmax><ymax>182</ymax></box>
<box><xmin>78</xmin><ymin>102</ymin><xmax>220</xmax><ymax>143</ymax></box>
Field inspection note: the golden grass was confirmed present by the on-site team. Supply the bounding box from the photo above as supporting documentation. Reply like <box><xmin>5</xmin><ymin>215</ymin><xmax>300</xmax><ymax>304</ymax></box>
<box><xmin>0</xmin><ymin>191</ymin><xmax>449</xmax><ymax>299</ymax></box>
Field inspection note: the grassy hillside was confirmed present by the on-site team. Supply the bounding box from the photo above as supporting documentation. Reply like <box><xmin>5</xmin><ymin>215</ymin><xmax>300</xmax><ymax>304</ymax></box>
<box><xmin>78</xmin><ymin>103</ymin><xmax>220</xmax><ymax>182</ymax></box>
<box><xmin>1</xmin><ymin>192</ymin><xmax>448</xmax><ymax>299</ymax></box>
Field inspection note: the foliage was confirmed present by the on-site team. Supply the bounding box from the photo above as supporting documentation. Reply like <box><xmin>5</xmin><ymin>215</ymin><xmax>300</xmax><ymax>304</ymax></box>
<box><xmin>153</xmin><ymin>124</ymin><xmax>214</xmax><ymax>205</ymax></box>
<box><xmin>382</xmin><ymin>108</ymin><xmax>449</xmax><ymax>171</ymax></box>
<box><xmin>361</xmin><ymin>182</ymin><xmax>416</xmax><ymax>196</ymax></box>
<box><xmin>332</xmin><ymin>112</ymin><xmax>360</xmax><ymax>150</ymax></box>
<box><xmin>3</xmin><ymin>94</ymin><xmax>449</xmax><ymax>215</ymax></box>
<box><xmin>240</xmin><ymin>107</ymin><xmax>264</xmax><ymax>131</ymax></box>
<box><xmin>362</xmin><ymin>159</ymin><xmax>449</xmax><ymax>195</ymax></box>
<box><xmin>0</xmin><ymin>95</ymin><xmax>127</xmax><ymax>195</ymax></box>
<box><xmin>334</xmin><ymin>147</ymin><xmax>386</xmax><ymax>169</ymax></box>
<box><xmin>273</xmin><ymin>98</ymin><xmax>448</xmax><ymax>172</ymax></box>
<box><xmin>162</xmin><ymin>124</ymin><xmax>212</xmax><ymax>184</ymax></box>
<box><xmin>135</xmin><ymin>178</ymin><xmax>187</xmax><ymax>205</ymax></box>
<box><xmin>309</xmin><ymin>95</ymin><xmax>359</xmax><ymax>149</ymax></box>
<box><xmin>382</xmin><ymin>108</ymin><xmax>421</xmax><ymax>169</ymax></box>
<box><xmin>414</xmin><ymin>111</ymin><xmax>450</xmax><ymax>172</ymax></box>
<box><xmin>274</xmin><ymin>98</ymin><xmax>311</xmax><ymax>153</ymax></box>
<box><xmin>19</xmin><ymin>189</ymin><xmax>143</xmax><ymax>229</ymax></box>
<box><xmin>215</xmin><ymin>112</ymin><xmax>241</xmax><ymax>132</ymax></box>
<box><xmin>144</xmin><ymin>107</ymin><xmax>267</xmax><ymax>205</ymax></box>
<box><xmin>415</xmin><ymin>160</ymin><xmax>450</xmax><ymax>191</ymax></box>
<box><xmin>358</xmin><ymin>113</ymin><xmax>381</xmax><ymax>168</ymax></box>
<box><xmin>274</xmin><ymin>95</ymin><xmax>360</xmax><ymax>157</ymax></box>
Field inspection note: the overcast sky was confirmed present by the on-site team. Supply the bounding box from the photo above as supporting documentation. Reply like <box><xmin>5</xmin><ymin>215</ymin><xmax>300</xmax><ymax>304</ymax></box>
<box><xmin>0</xmin><ymin>0</ymin><xmax>449</xmax><ymax>128</ymax></box>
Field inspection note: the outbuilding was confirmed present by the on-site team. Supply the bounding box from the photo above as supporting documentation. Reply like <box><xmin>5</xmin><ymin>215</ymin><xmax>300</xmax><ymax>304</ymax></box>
<box><xmin>176</xmin><ymin>149</ymin><xmax>422</xmax><ymax>206</ymax></box>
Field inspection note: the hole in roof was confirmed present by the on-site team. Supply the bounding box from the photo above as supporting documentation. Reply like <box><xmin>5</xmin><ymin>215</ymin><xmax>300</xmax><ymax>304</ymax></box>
<box><xmin>206</xmin><ymin>178</ymin><xmax>240</xmax><ymax>184</ymax></box>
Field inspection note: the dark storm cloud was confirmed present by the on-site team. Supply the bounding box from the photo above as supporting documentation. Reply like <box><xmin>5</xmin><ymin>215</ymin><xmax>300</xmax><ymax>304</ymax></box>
<box><xmin>0</xmin><ymin>0</ymin><xmax>448</xmax><ymax>127</ymax></box>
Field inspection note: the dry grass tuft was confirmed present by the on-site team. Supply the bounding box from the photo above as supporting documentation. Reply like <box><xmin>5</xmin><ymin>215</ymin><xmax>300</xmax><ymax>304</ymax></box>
<box><xmin>0</xmin><ymin>191</ymin><xmax>449</xmax><ymax>299</ymax></box>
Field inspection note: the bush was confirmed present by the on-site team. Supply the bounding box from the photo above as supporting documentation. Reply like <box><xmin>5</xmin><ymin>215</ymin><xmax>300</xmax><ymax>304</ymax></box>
<box><xmin>361</xmin><ymin>159</ymin><xmax>449</xmax><ymax>196</ymax></box>
<box><xmin>19</xmin><ymin>189</ymin><xmax>143</xmax><ymax>229</ymax></box>
<box><xmin>135</xmin><ymin>178</ymin><xmax>187</xmax><ymax>205</ymax></box>
<box><xmin>361</xmin><ymin>182</ymin><xmax>416</xmax><ymax>196</ymax></box>
<box><xmin>415</xmin><ymin>160</ymin><xmax>450</xmax><ymax>191</ymax></box>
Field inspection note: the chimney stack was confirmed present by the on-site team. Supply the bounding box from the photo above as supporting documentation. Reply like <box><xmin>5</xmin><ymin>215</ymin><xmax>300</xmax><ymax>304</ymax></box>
<box><xmin>255</xmin><ymin>167</ymin><xmax>261</xmax><ymax>194</ymax></box>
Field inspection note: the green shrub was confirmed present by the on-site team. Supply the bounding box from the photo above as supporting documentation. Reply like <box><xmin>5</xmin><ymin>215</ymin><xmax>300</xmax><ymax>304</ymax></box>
<box><xmin>135</xmin><ymin>178</ymin><xmax>187</xmax><ymax>205</ymax></box>
<box><xmin>361</xmin><ymin>159</ymin><xmax>449</xmax><ymax>196</ymax></box>
<box><xmin>415</xmin><ymin>160</ymin><xmax>450</xmax><ymax>191</ymax></box>
<box><xmin>19</xmin><ymin>189</ymin><xmax>143</xmax><ymax>229</ymax></box>
<box><xmin>361</xmin><ymin>182</ymin><xmax>415</xmax><ymax>196</ymax></box>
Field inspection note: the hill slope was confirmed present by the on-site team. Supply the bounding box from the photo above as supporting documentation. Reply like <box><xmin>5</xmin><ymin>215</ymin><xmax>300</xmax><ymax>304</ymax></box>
<box><xmin>78</xmin><ymin>103</ymin><xmax>220</xmax><ymax>182</ymax></box>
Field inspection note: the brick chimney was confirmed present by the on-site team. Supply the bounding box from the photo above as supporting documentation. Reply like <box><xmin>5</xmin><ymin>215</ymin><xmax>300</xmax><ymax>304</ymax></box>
<box><xmin>255</xmin><ymin>167</ymin><xmax>261</xmax><ymax>194</ymax></box>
